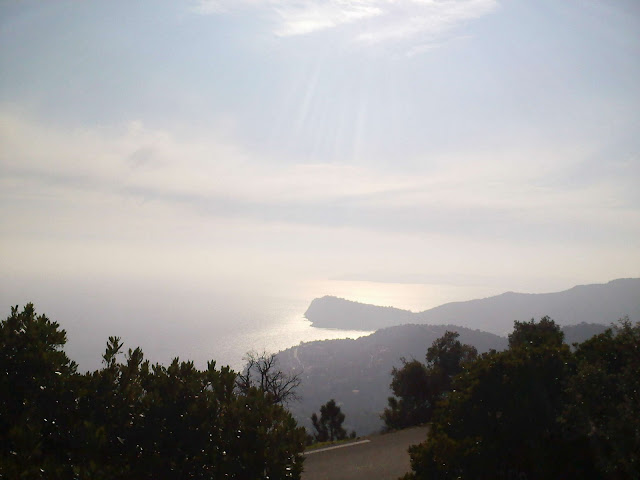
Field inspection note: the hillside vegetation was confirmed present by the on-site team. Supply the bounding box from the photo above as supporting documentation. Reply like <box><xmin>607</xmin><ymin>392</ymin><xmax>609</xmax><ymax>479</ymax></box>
<box><xmin>276</xmin><ymin>322</ymin><xmax>607</xmax><ymax>435</ymax></box>
<box><xmin>402</xmin><ymin>318</ymin><xmax>640</xmax><ymax>479</ymax></box>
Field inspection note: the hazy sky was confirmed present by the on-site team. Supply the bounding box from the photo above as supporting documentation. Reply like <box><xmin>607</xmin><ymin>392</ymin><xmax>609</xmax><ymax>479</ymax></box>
<box><xmin>2</xmin><ymin>0</ymin><xmax>640</xmax><ymax>316</ymax></box>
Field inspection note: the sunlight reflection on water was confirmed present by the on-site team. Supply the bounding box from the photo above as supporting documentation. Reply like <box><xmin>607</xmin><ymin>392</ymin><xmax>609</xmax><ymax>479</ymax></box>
<box><xmin>197</xmin><ymin>298</ymin><xmax>374</xmax><ymax>371</ymax></box>
<box><xmin>195</xmin><ymin>281</ymin><xmax>504</xmax><ymax>371</ymax></box>
<box><xmin>52</xmin><ymin>279</ymin><xmax>509</xmax><ymax>372</ymax></box>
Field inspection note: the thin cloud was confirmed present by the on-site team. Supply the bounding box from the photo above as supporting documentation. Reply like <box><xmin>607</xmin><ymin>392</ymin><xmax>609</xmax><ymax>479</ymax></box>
<box><xmin>357</xmin><ymin>1</ymin><xmax>497</xmax><ymax>44</ymax></box>
<box><xmin>2</xmin><ymin>110</ymin><xmax>639</xmax><ymax>299</ymax></box>
<box><xmin>272</xmin><ymin>1</ymin><xmax>383</xmax><ymax>36</ymax></box>
<box><xmin>193</xmin><ymin>0</ymin><xmax>383</xmax><ymax>36</ymax></box>
<box><xmin>2</xmin><ymin>110</ymin><xmax>636</xmax><ymax>242</ymax></box>
<box><xmin>192</xmin><ymin>0</ymin><xmax>498</xmax><ymax>43</ymax></box>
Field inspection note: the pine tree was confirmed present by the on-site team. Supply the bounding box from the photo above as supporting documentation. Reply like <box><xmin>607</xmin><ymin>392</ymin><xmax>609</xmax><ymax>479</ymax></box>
<box><xmin>311</xmin><ymin>399</ymin><xmax>347</xmax><ymax>442</ymax></box>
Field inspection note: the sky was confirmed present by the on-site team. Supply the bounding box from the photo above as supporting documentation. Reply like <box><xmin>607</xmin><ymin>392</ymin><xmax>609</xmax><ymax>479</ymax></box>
<box><xmin>1</xmin><ymin>0</ymin><xmax>640</xmax><ymax>334</ymax></box>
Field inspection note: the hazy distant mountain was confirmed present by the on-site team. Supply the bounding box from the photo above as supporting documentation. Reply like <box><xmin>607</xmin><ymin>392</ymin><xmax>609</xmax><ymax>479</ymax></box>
<box><xmin>278</xmin><ymin>322</ymin><xmax>609</xmax><ymax>436</ymax></box>
<box><xmin>284</xmin><ymin>279</ymin><xmax>635</xmax><ymax>435</ymax></box>
<box><xmin>305</xmin><ymin>278</ymin><xmax>640</xmax><ymax>334</ymax></box>
<box><xmin>305</xmin><ymin>298</ymin><xmax>414</xmax><ymax>331</ymax></box>
<box><xmin>561</xmin><ymin>322</ymin><xmax>614</xmax><ymax>346</ymax></box>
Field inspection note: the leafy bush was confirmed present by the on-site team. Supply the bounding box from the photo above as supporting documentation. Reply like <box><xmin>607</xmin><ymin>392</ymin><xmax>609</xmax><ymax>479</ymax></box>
<box><xmin>0</xmin><ymin>304</ymin><xmax>305</xmax><ymax>479</ymax></box>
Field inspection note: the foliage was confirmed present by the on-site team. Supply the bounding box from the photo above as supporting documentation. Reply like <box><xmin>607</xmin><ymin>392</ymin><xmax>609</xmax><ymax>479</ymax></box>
<box><xmin>382</xmin><ymin>359</ymin><xmax>431</xmax><ymax>429</ymax></box>
<box><xmin>508</xmin><ymin>315</ymin><xmax>564</xmax><ymax>349</ymax></box>
<box><xmin>406</xmin><ymin>341</ymin><xmax>575</xmax><ymax>478</ymax></box>
<box><xmin>382</xmin><ymin>331</ymin><xmax>477</xmax><ymax>430</ymax></box>
<box><xmin>311</xmin><ymin>399</ymin><xmax>347</xmax><ymax>442</ymax></box>
<box><xmin>236</xmin><ymin>350</ymin><xmax>302</xmax><ymax>405</ymax></box>
<box><xmin>562</xmin><ymin>317</ymin><xmax>640</xmax><ymax>478</ymax></box>
<box><xmin>0</xmin><ymin>304</ymin><xmax>305</xmax><ymax>479</ymax></box>
<box><xmin>0</xmin><ymin>303</ymin><xmax>78</xmax><ymax>478</ymax></box>
<box><xmin>403</xmin><ymin>316</ymin><xmax>640</xmax><ymax>479</ymax></box>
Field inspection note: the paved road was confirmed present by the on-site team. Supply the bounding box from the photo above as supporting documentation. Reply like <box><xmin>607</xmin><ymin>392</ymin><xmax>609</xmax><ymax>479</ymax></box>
<box><xmin>302</xmin><ymin>426</ymin><xmax>429</xmax><ymax>480</ymax></box>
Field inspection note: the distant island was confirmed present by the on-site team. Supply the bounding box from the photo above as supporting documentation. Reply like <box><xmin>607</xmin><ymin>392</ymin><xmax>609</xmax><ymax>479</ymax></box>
<box><xmin>304</xmin><ymin>278</ymin><xmax>640</xmax><ymax>334</ymax></box>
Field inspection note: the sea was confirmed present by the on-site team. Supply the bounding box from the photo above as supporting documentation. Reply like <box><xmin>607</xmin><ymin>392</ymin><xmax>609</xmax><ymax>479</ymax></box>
<box><xmin>2</xmin><ymin>277</ymin><xmax>507</xmax><ymax>372</ymax></box>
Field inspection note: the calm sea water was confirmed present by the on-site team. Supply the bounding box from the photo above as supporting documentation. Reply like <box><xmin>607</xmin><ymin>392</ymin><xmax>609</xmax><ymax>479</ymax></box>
<box><xmin>168</xmin><ymin>280</ymin><xmax>505</xmax><ymax>371</ymax></box>
<box><xmin>2</xmin><ymin>277</ymin><xmax>506</xmax><ymax>372</ymax></box>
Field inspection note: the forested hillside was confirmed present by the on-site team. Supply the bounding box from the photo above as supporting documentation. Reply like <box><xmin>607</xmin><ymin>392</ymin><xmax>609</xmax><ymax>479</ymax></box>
<box><xmin>277</xmin><ymin>322</ymin><xmax>608</xmax><ymax>435</ymax></box>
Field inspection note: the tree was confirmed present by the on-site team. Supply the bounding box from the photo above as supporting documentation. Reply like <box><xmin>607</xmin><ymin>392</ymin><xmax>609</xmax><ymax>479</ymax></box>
<box><xmin>508</xmin><ymin>315</ymin><xmax>564</xmax><ymax>349</ymax></box>
<box><xmin>562</xmin><ymin>317</ymin><xmax>640</xmax><ymax>478</ymax></box>
<box><xmin>403</xmin><ymin>316</ymin><xmax>640</xmax><ymax>479</ymax></box>
<box><xmin>0</xmin><ymin>303</ymin><xmax>78</xmax><ymax>478</ymax></box>
<box><xmin>73</xmin><ymin>341</ymin><xmax>307</xmax><ymax>479</ymax></box>
<box><xmin>426</xmin><ymin>330</ymin><xmax>479</xmax><ymax>374</ymax></box>
<box><xmin>0</xmin><ymin>304</ymin><xmax>307</xmax><ymax>479</ymax></box>
<box><xmin>236</xmin><ymin>351</ymin><xmax>302</xmax><ymax>405</ymax></box>
<box><xmin>381</xmin><ymin>359</ymin><xmax>431</xmax><ymax>429</ymax></box>
<box><xmin>382</xmin><ymin>331</ymin><xmax>477</xmax><ymax>430</ymax></box>
<box><xmin>311</xmin><ymin>399</ymin><xmax>347</xmax><ymax>442</ymax></box>
<box><xmin>403</xmin><ymin>317</ymin><xmax>583</xmax><ymax>479</ymax></box>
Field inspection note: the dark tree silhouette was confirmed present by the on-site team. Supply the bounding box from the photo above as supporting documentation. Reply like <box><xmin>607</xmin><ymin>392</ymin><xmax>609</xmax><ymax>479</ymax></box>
<box><xmin>403</xmin><ymin>317</ymin><xmax>596</xmax><ymax>480</ymax></box>
<box><xmin>383</xmin><ymin>331</ymin><xmax>477</xmax><ymax>430</ymax></box>
<box><xmin>508</xmin><ymin>315</ymin><xmax>564</xmax><ymax>349</ymax></box>
<box><xmin>562</xmin><ymin>317</ymin><xmax>640</xmax><ymax>478</ymax></box>
<box><xmin>0</xmin><ymin>303</ymin><xmax>78</xmax><ymax>478</ymax></box>
<box><xmin>311</xmin><ymin>399</ymin><xmax>347</xmax><ymax>442</ymax></box>
<box><xmin>236</xmin><ymin>350</ymin><xmax>302</xmax><ymax>405</ymax></box>
<box><xmin>0</xmin><ymin>304</ymin><xmax>307</xmax><ymax>479</ymax></box>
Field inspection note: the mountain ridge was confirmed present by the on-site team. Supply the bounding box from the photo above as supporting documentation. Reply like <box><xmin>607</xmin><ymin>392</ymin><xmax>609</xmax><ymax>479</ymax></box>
<box><xmin>305</xmin><ymin>278</ymin><xmax>640</xmax><ymax>334</ymax></box>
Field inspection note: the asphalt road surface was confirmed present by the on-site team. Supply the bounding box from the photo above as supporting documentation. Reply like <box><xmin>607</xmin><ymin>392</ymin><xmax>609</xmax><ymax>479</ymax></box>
<box><xmin>302</xmin><ymin>426</ymin><xmax>429</xmax><ymax>480</ymax></box>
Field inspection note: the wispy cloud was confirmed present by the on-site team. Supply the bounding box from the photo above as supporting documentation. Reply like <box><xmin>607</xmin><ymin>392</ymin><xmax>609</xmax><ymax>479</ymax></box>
<box><xmin>2</xmin><ymin>109</ymin><xmax>636</xmax><ymax>241</ymax></box>
<box><xmin>193</xmin><ymin>0</ymin><xmax>383</xmax><ymax>35</ymax></box>
<box><xmin>272</xmin><ymin>0</ymin><xmax>384</xmax><ymax>36</ymax></box>
<box><xmin>192</xmin><ymin>0</ymin><xmax>497</xmax><ymax>43</ymax></box>
<box><xmin>354</xmin><ymin>0</ymin><xmax>496</xmax><ymax>44</ymax></box>
<box><xmin>2</xmin><ymin>109</ymin><xmax>639</xmax><ymax>294</ymax></box>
